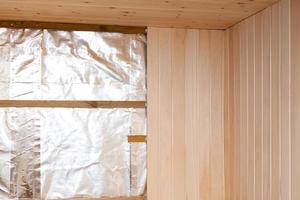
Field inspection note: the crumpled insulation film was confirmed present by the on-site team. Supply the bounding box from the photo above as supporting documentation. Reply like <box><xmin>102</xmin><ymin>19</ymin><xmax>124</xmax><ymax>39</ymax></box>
<box><xmin>0</xmin><ymin>28</ymin><xmax>146</xmax><ymax>100</ymax></box>
<box><xmin>0</xmin><ymin>108</ymin><xmax>146</xmax><ymax>199</ymax></box>
<box><xmin>0</xmin><ymin>28</ymin><xmax>147</xmax><ymax>199</ymax></box>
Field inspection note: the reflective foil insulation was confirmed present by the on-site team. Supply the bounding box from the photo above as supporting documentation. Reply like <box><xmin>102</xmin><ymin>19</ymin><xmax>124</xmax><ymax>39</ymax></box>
<box><xmin>0</xmin><ymin>28</ymin><xmax>147</xmax><ymax>199</ymax></box>
<box><xmin>0</xmin><ymin>28</ymin><xmax>146</xmax><ymax>100</ymax></box>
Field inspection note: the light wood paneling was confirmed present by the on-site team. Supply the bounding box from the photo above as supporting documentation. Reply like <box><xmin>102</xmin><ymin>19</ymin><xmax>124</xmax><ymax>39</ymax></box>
<box><xmin>225</xmin><ymin>0</ymin><xmax>293</xmax><ymax>199</ymax></box>
<box><xmin>270</xmin><ymin>4</ymin><xmax>280</xmax><ymax>200</ymax></box>
<box><xmin>247</xmin><ymin>16</ymin><xmax>255</xmax><ymax>200</ymax></box>
<box><xmin>0</xmin><ymin>0</ymin><xmax>278</xmax><ymax>29</ymax></box>
<box><xmin>148</xmin><ymin>27</ymin><xmax>225</xmax><ymax>200</ymax></box>
<box><xmin>291</xmin><ymin>0</ymin><xmax>300</xmax><ymax>199</ymax></box>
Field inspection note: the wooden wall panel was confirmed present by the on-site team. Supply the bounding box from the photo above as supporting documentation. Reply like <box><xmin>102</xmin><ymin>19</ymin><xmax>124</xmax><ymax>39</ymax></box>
<box><xmin>148</xmin><ymin>27</ymin><xmax>225</xmax><ymax>200</ymax></box>
<box><xmin>225</xmin><ymin>0</ymin><xmax>293</xmax><ymax>199</ymax></box>
<box><xmin>270</xmin><ymin>4</ymin><xmax>280</xmax><ymax>200</ymax></box>
<box><xmin>224</xmin><ymin>28</ymin><xmax>233</xmax><ymax>200</ymax></box>
<box><xmin>291</xmin><ymin>0</ymin><xmax>300</xmax><ymax>199</ymax></box>
<box><xmin>247</xmin><ymin>16</ymin><xmax>255</xmax><ymax>200</ymax></box>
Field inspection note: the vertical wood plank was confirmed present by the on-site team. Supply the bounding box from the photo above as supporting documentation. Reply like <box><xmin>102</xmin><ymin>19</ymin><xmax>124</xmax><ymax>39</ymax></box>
<box><xmin>197</xmin><ymin>30</ymin><xmax>211</xmax><ymax>200</ymax></box>
<box><xmin>239</xmin><ymin>20</ymin><xmax>248</xmax><ymax>200</ymax></box>
<box><xmin>209</xmin><ymin>30</ymin><xmax>225</xmax><ymax>200</ymax></box>
<box><xmin>247</xmin><ymin>16</ymin><xmax>255</xmax><ymax>200</ymax></box>
<box><xmin>185</xmin><ymin>29</ymin><xmax>201</xmax><ymax>200</ymax></box>
<box><xmin>291</xmin><ymin>0</ymin><xmax>300</xmax><ymax>199</ymax></box>
<box><xmin>262</xmin><ymin>8</ymin><xmax>271</xmax><ymax>200</ymax></box>
<box><xmin>147</xmin><ymin>27</ymin><xmax>160</xmax><ymax>200</ymax></box>
<box><xmin>158</xmin><ymin>28</ymin><xmax>173</xmax><ymax>200</ymax></box>
<box><xmin>224</xmin><ymin>28</ymin><xmax>235</xmax><ymax>200</ymax></box>
<box><xmin>271</xmin><ymin>3</ymin><xmax>280</xmax><ymax>200</ymax></box>
<box><xmin>254</xmin><ymin>12</ymin><xmax>263</xmax><ymax>200</ymax></box>
<box><xmin>171</xmin><ymin>29</ymin><xmax>186</xmax><ymax>200</ymax></box>
<box><xmin>232</xmin><ymin>24</ymin><xmax>241</xmax><ymax>200</ymax></box>
<box><xmin>279</xmin><ymin>0</ymin><xmax>291</xmax><ymax>199</ymax></box>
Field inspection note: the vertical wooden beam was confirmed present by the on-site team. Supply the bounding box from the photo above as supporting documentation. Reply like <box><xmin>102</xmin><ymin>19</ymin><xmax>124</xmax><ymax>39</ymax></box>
<box><xmin>254</xmin><ymin>12</ymin><xmax>263</xmax><ymax>200</ymax></box>
<box><xmin>147</xmin><ymin>27</ymin><xmax>160</xmax><ymax>200</ymax></box>
<box><xmin>247</xmin><ymin>16</ymin><xmax>255</xmax><ymax>200</ymax></box>
<box><xmin>262</xmin><ymin>8</ymin><xmax>271</xmax><ymax>200</ymax></box>
<box><xmin>209</xmin><ymin>30</ymin><xmax>225</xmax><ymax>200</ymax></box>
<box><xmin>233</xmin><ymin>23</ymin><xmax>241</xmax><ymax>200</ymax></box>
<box><xmin>270</xmin><ymin>3</ymin><xmax>280</xmax><ymax>200</ymax></box>
<box><xmin>239</xmin><ymin>19</ymin><xmax>248</xmax><ymax>200</ymax></box>
<box><xmin>279</xmin><ymin>1</ymin><xmax>292</xmax><ymax>199</ymax></box>
<box><xmin>291</xmin><ymin>0</ymin><xmax>300</xmax><ymax>199</ymax></box>
<box><xmin>171</xmin><ymin>29</ymin><xmax>186</xmax><ymax>200</ymax></box>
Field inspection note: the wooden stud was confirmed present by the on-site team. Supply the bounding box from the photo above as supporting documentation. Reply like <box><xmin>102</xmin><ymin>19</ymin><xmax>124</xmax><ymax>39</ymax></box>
<box><xmin>0</xmin><ymin>100</ymin><xmax>146</xmax><ymax>108</ymax></box>
<box><xmin>128</xmin><ymin>135</ymin><xmax>147</xmax><ymax>143</ymax></box>
<box><xmin>0</xmin><ymin>20</ymin><xmax>146</xmax><ymax>34</ymax></box>
<box><xmin>53</xmin><ymin>197</ymin><xmax>144</xmax><ymax>200</ymax></box>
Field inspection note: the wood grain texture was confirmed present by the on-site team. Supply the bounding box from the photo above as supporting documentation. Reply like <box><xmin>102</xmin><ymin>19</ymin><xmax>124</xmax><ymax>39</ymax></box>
<box><xmin>55</xmin><ymin>197</ymin><xmax>144</xmax><ymax>200</ymax></box>
<box><xmin>148</xmin><ymin>27</ymin><xmax>225</xmax><ymax>200</ymax></box>
<box><xmin>0</xmin><ymin>0</ymin><xmax>278</xmax><ymax>29</ymax></box>
<box><xmin>291</xmin><ymin>0</ymin><xmax>300</xmax><ymax>199</ymax></box>
<box><xmin>225</xmin><ymin>0</ymin><xmax>292</xmax><ymax>199</ymax></box>
<box><xmin>224</xmin><ymin>28</ymin><xmax>233</xmax><ymax>200</ymax></box>
<box><xmin>0</xmin><ymin>100</ymin><xmax>146</xmax><ymax>108</ymax></box>
<box><xmin>0</xmin><ymin>20</ymin><xmax>146</xmax><ymax>33</ymax></box>
<box><xmin>127</xmin><ymin>135</ymin><xmax>147</xmax><ymax>143</ymax></box>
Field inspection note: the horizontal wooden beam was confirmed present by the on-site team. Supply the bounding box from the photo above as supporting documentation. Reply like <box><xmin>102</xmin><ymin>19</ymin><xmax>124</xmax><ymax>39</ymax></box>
<box><xmin>53</xmin><ymin>197</ymin><xmax>144</xmax><ymax>200</ymax></box>
<box><xmin>0</xmin><ymin>20</ymin><xmax>146</xmax><ymax>34</ymax></box>
<box><xmin>128</xmin><ymin>135</ymin><xmax>147</xmax><ymax>143</ymax></box>
<box><xmin>0</xmin><ymin>100</ymin><xmax>146</xmax><ymax>108</ymax></box>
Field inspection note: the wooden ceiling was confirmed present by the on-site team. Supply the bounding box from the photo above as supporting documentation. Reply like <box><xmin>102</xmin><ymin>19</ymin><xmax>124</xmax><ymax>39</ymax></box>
<box><xmin>0</xmin><ymin>0</ymin><xmax>278</xmax><ymax>29</ymax></box>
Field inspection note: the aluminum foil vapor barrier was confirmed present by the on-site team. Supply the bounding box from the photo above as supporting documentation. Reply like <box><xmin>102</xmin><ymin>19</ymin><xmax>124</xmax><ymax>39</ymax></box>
<box><xmin>0</xmin><ymin>28</ymin><xmax>147</xmax><ymax>200</ymax></box>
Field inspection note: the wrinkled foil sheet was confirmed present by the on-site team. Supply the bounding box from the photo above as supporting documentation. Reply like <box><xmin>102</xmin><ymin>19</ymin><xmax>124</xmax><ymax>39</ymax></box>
<box><xmin>9</xmin><ymin>109</ymin><xmax>40</xmax><ymax>199</ymax></box>
<box><xmin>0</xmin><ymin>27</ymin><xmax>147</xmax><ymax>199</ymax></box>
<box><xmin>0</xmin><ymin>108</ymin><xmax>146</xmax><ymax>199</ymax></box>
<box><xmin>0</xmin><ymin>28</ymin><xmax>146</xmax><ymax>100</ymax></box>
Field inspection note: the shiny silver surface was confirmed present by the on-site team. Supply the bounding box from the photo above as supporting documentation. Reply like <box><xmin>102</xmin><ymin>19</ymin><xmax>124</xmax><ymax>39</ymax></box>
<box><xmin>0</xmin><ymin>108</ymin><xmax>146</xmax><ymax>199</ymax></box>
<box><xmin>0</xmin><ymin>111</ymin><xmax>11</xmax><ymax>200</ymax></box>
<box><xmin>0</xmin><ymin>27</ymin><xmax>147</xmax><ymax>199</ymax></box>
<box><xmin>0</xmin><ymin>28</ymin><xmax>146</xmax><ymax>100</ymax></box>
<box><xmin>8</xmin><ymin>109</ymin><xmax>40</xmax><ymax>199</ymax></box>
<box><xmin>130</xmin><ymin>143</ymin><xmax>147</xmax><ymax>196</ymax></box>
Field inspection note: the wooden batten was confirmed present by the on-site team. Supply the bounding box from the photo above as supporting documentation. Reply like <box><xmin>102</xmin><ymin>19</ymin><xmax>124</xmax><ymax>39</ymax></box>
<box><xmin>0</xmin><ymin>20</ymin><xmax>146</xmax><ymax>34</ymax></box>
<box><xmin>0</xmin><ymin>100</ymin><xmax>146</xmax><ymax>108</ymax></box>
<box><xmin>54</xmin><ymin>197</ymin><xmax>144</xmax><ymax>200</ymax></box>
<box><xmin>128</xmin><ymin>135</ymin><xmax>147</xmax><ymax>143</ymax></box>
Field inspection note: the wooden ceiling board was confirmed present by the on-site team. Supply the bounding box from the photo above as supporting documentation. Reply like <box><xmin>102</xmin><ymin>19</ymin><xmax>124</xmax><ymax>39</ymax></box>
<box><xmin>0</xmin><ymin>0</ymin><xmax>278</xmax><ymax>29</ymax></box>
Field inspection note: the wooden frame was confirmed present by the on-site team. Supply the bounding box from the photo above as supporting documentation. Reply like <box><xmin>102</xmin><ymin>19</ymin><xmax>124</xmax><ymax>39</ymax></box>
<box><xmin>0</xmin><ymin>100</ymin><xmax>146</xmax><ymax>108</ymax></box>
<box><xmin>55</xmin><ymin>197</ymin><xmax>144</xmax><ymax>200</ymax></box>
<box><xmin>128</xmin><ymin>135</ymin><xmax>147</xmax><ymax>143</ymax></box>
<box><xmin>0</xmin><ymin>20</ymin><xmax>147</xmax><ymax>200</ymax></box>
<box><xmin>0</xmin><ymin>20</ymin><xmax>146</xmax><ymax>34</ymax></box>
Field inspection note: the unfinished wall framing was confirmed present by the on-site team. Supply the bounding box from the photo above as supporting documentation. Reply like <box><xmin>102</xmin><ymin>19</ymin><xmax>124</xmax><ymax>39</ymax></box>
<box><xmin>0</xmin><ymin>27</ymin><xmax>147</xmax><ymax>200</ymax></box>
